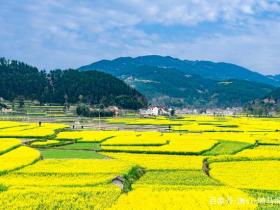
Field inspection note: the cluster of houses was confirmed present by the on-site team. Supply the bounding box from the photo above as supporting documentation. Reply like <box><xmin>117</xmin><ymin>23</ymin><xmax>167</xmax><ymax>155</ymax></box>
<box><xmin>141</xmin><ymin>106</ymin><xmax>243</xmax><ymax>116</ymax></box>
<box><xmin>139</xmin><ymin>106</ymin><xmax>171</xmax><ymax>117</ymax></box>
<box><xmin>204</xmin><ymin>107</ymin><xmax>243</xmax><ymax>115</ymax></box>
<box><xmin>1</xmin><ymin>94</ymin><xmax>244</xmax><ymax>117</ymax></box>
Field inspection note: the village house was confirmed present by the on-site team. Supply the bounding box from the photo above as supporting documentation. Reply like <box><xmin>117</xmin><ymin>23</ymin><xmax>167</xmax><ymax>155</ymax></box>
<box><xmin>139</xmin><ymin>106</ymin><xmax>169</xmax><ymax>117</ymax></box>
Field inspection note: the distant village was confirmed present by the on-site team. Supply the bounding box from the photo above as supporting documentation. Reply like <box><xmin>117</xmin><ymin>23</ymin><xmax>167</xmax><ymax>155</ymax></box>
<box><xmin>139</xmin><ymin>106</ymin><xmax>243</xmax><ymax>117</ymax></box>
<box><xmin>0</xmin><ymin>97</ymin><xmax>247</xmax><ymax>117</ymax></box>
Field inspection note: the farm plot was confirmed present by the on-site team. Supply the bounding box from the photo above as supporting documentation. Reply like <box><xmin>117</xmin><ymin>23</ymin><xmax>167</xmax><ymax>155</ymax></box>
<box><xmin>210</xmin><ymin>161</ymin><xmax>280</xmax><ymax>190</ymax></box>
<box><xmin>172</xmin><ymin>117</ymin><xmax>280</xmax><ymax>132</ymax></box>
<box><xmin>109</xmin><ymin>186</ymin><xmax>256</xmax><ymax>210</ymax></box>
<box><xmin>56</xmin><ymin>131</ymin><xmax>114</xmax><ymax>142</ymax></box>
<box><xmin>0</xmin><ymin>185</ymin><xmax>121</xmax><ymax>210</ymax></box>
<box><xmin>0</xmin><ymin>122</ymin><xmax>68</xmax><ymax>138</ymax></box>
<box><xmin>0</xmin><ymin>146</ymin><xmax>41</xmax><ymax>174</ymax></box>
<box><xmin>102</xmin><ymin>132</ymin><xmax>167</xmax><ymax>146</ymax></box>
<box><xmin>0</xmin><ymin>159</ymin><xmax>133</xmax><ymax>187</ymax></box>
<box><xmin>101</xmin><ymin>153</ymin><xmax>205</xmax><ymax>170</ymax></box>
<box><xmin>203</xmin><ymin>140</ymin><xmax>252</xmax><ymax>155</ymax></box>
<box><xmin>1</xmin><ymin>116</ymin><xmax>280</xmax><ymax>209</ymax></box>
<box><xmin>136</xmin><ymin>170</ymin><xmax>221</xmax><ymax>186</ymax></box>
<box><xmin>235</xmin><ymin>145</ymin><xmax>280</xmax><ymax>159</ymax></box>
<box><xmin>56</xmin><ymin>142</ymin><xmax>100</xmax><ymax>150</ymax></box>
<box><xmin>102</xmin><ymin>136</ymin><xmax>218</xmax><ymax>154</ymax></box>
<box><xmin>0</xmin><ymin>158</ymin><xmax>135</xmax><ymax>209</ymax></box>
<box><xmin>18</xmin><ymin>159</ymin><xmax>133</xmax><ymax>174</ymax></box>
<box><xmin>40</xmin><ymin>149</ymin><xmax>105</xmax><ymax>159</ymax></box>
<box><xmin>0</xmin><ymin>138</ymin><xmax>21</xmax><ymax>154</ymax></box>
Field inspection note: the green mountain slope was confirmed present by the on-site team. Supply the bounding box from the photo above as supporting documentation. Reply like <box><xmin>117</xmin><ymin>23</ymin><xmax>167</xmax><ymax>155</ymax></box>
<box><xmin>80</xmin><ymin>55</ymin><xmax>280</xmax><ymax>86</ymax></box>
<box><xmin>80</xmin><ymin>57</ymin><xmax>276</xmax><ymax>108</ymax></box>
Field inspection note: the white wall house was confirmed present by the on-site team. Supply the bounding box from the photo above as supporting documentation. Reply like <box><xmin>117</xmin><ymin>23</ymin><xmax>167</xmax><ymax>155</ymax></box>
<box><xmin>140</xmin><ymin>106</ymin><xmax>169</xmax><ymax>116</ymax></box>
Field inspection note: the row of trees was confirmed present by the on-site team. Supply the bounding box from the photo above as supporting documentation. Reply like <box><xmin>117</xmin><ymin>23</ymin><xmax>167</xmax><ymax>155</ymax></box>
<box><xmin>76</xmin><ymin>104</ymin><xmax>115</xmax><ymax>117</ymax></box>
<box><xmin>0</xmin><ymin>58</ymin><xmax>147</xmax><ymax>110</ymax></box>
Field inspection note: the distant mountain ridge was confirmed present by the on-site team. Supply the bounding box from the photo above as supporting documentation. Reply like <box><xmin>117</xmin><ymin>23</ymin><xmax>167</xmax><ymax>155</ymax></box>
<box><xmin>79</xmin><ymin>55</ymin><xmax>278</xmax><ymax>108</ymax></box>
<box><xmin>267</xmin><ymin>74</ymin><xmax>280</xmax><ymax>83</ymax></box>
<box><xmin>80</xmin><ymin>55</ymin><xmax>280</xmax><ymax>86</ymax></box>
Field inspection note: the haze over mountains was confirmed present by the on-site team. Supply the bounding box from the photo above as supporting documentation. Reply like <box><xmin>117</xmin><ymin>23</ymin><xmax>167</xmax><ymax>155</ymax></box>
<box><xmin>79</xmin><ymin>55</ymin><xmax>279</xmax><ymax>108</ymax></box>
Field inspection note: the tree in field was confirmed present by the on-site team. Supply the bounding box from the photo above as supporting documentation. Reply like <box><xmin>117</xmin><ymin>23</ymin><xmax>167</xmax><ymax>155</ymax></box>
<box><xmin>78</xmin><ymin>95</ymin><xmax>84</xmax><ymax>104</ymax></box>
<box><xmin>64</xmin><ymin>94</ymin><xmax>69</xmax><ymax>111</ymax></box>
<box><xmin>18</xmin><ymin>96</ymin><xmax>25</xmax><ymax>109</ymax></box>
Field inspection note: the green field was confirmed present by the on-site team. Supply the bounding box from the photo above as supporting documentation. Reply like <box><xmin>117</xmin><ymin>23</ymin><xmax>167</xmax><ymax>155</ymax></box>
<box><xmin>56</xmin><ymin>142</ymin><xmax>101</xmax><ymax>150</ymax></box>
<box><xmin>203</xmin><ymin>141</ymin><xmax>252</xmax><ymax>155</ymax></box>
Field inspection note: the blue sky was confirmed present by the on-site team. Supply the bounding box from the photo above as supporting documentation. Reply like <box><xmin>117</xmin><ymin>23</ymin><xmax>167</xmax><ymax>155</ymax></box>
<box><xmin>1</xmin><ymin>0</ymin><xmax>280</xmax><ymax>74</ymax></box>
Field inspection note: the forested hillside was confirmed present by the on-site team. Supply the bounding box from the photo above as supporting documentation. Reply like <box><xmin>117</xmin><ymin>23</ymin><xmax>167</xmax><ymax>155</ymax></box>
<box><xmin>80</xmin><ymin>55</ymin><xmax>280</xmax><ymax>86</ymax></box>
<box><xmin>0</xmin><ymin>58</ymin><xmax>147</xmax><ymax>109</ymax></box>
<box><xmin>244</xmin><ymin>87</ymin><xmax>280</xmax><ymax>116</ymax></box>
<box><xmin>80</xmin><ymin>60</ymin><xmax>275</xmax><ymax>108</ymax></box>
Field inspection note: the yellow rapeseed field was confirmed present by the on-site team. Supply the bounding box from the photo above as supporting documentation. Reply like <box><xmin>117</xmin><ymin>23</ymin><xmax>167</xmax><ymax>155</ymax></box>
<box><xmin>102</xmin><ymin>137</ymin><xmax>218</xmax><ymax>154</ymax></box>
<box><xmin>101</xmin><ymin>152</ymin><xmax>204</xmax><ymax>170</ymax></box>
<box><xmin>109</xmin><ymin>186</ymin><xmax>257</xmax><ymax>210</ymax></box>
<box><xmin>0</xmin><ymin>186</ymin><xmax>121</xmax><ymax>210</ymax></box>
<box><xmin>19</xmin><ymin>159</ymin><xmax>133</xmax><ymax>174</ymax></box>
<box><xmin>0</xmin><ymin>138</ymin><xmax>21</xmax><ymax>154</ymax></box>
<box><xmin>0</xmin><ymin>122</ymin><xmax>68</xmax><ymax>138</ymax></box>
<box><xmin>56</xmin><ymin>131</ymin><xmax>114</xmax><ymax>142</ymax></box>
<box><xmin>210</xmin><ymin>160</ymin><xmax>280</xmax><ymax>190</ymax></box>
<box><xmin>0</xmin><ymin>173</ymin><xmax>115</xmax><ymax>187</ymax></box>
<box><xmin>235</xmin><ymin>145</ymin><xmax>280</xmax><ymax>158</ymax></box>
<box><xmin>0</xmin><ymin>146</ymin><xmax>40</xmax><ymax>173</ymax></box>
<box><xmin>102</xmin><ymin>132</ymin><xmax>167</xmax><ymax>146</ymax></box>
<box><xmin>1</xmin><ymin>116</ymin><xmax>280</xmax><ymax>209</ymax></box>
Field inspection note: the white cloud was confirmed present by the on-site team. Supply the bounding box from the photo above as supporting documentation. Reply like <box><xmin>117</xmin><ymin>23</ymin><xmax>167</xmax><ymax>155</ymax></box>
<box><xmin>117</xmin><ymin>0</ymin><xmax>280</xmax><ymax>24</ymax></box>
<box><xmin>0</xmin><ymin>0</ymin><xmax>280</xmax><ymax>74</ymax></box>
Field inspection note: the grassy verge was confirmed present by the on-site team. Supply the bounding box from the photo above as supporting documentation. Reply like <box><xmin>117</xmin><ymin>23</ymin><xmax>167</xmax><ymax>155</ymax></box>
<box><xmin>135</xmin><ymin>170</ymin><xmax>222</xmax><ymax>186</ymax></box>
<box><xmin>0</xmin><ymin>184</ymin><xmax>8</xmax><ymax>192</ymax></box>
<box><xmin>55</xmin><ymin>142</ymin><xmax>101</xmax><ymax>150</ymax></box>
<box><xmin>123</xmin><ymin>166</ymin><xmax>145</xmax><ymax>192</ymax></box>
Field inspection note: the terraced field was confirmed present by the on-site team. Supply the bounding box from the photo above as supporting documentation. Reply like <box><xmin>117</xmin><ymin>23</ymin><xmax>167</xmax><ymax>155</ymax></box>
<box><xmin>1</xmin><ymin>115</ymin><xmax>280</xmax><ymax>209</ymax></box>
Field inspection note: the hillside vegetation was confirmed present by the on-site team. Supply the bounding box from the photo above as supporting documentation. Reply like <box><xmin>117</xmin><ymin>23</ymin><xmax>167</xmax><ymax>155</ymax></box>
<box><xmin>0</xmin><ymin>58</ymin><xmax>147</xmax><ymax>109</ymax></box>
<box><xmin>80</xmin><ymin>57</ymin><xmax>275</xmax><ymax>107</ymax></box>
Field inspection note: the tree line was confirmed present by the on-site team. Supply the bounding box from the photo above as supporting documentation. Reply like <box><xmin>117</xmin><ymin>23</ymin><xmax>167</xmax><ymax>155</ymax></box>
<box><xmin>0</xmin><ymin>58</ymin><xmax>147</xmax><ymax>110</ymax></box>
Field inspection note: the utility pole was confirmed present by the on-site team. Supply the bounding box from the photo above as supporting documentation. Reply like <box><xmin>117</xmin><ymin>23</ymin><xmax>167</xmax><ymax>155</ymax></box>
<box><xmin>99</xmin><ymin>108</ymin><xmax>101</xmax><ymax>130</ymax></box>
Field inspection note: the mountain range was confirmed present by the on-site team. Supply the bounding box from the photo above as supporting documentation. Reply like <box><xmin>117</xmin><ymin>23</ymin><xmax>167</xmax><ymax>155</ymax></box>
<box><xmin>79</xmin><ymin>55</ymin><xmax>279</xmax><ymax>108</ymax></box>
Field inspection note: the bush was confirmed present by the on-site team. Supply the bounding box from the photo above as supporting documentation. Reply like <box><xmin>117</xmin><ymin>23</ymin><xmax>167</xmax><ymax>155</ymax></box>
<box><xmin>76</xmin><ymin>104</ymin><xmax>114</xmax><ymax>117</ymax></box>
<box><xmin>76</xmin><ymin>104</ymin><xmax>90</xmax><ymax>116</ymax></box>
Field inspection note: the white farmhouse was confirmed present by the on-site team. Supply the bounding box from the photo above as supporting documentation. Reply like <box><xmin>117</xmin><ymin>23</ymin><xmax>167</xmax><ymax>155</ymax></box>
<box><xmin>140</xmin><ymin>106</ymin><xmax>169</xmax><ymax>116</ymax></box>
